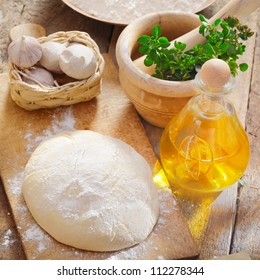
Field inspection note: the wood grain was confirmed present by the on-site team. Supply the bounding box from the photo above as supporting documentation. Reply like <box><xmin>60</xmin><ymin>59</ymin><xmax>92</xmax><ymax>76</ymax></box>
<box><xmin>61</xmin><ymin>0</ymin><xmax>217</xmax><ymax>25</ymax></box>
<box><xmin>0</xmin><ymin>0</ymin><xmax>113</xmax><ymax>73</ymax></box>
<box><xmin>0</xmin><ymin>0</ymin><xmax>112</xmax><ymax>258</ymax></box>
<box><xmin>0</xmin><ymin>179</ymin><xmax>25</xmax><ymax>260</ymax></box>
<box><xmin>0</xmin><ymin>0</ymin><xmax>259</xmax><ymax>260</ymax></box>
<box><xmin>140</xmin><ymin>10</ymin><xmax>259</xmax><ymax>259</ymax></box>
<box><xmin>0</xmin><ymin>54</ymin><xmax>198</xmax><ymax>260</ymax></box>
<box><xmin>231</xmin><ymin>15</ymin><xmax>260</xmax><ymax>259</ymax></box>
<box><xmin>193</xmin><ymin>11</ymin><xmax>259</xmax><ymax>260</ymax></box>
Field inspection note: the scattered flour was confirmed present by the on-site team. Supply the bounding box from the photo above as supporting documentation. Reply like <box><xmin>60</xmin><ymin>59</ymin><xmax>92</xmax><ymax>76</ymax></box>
<box><xmin>105</xmin><ymin>190</ymin><xmax>179</xmax><ymax>260</ymax></box>
<box><xmin>7</xmin><ymin>171</ymin><xmax>24</xmax><ymax>196</ymax></box>
<box><xmin>22</xmin><ymin>224</ymin><xmax>52</xmax><ymax>255</ymax></box>
<box><xmin>1</xmin><ymin>229</ymin><xmax>16</xmax><ymax>248</ymax></box>
<box><xmin>15</xmin><ymin>204</ymin><xmax>27</xmax><ymax>214</ymax></box>
<box><xmin>157</xmin><ymin>256</ymin><xmax>166</xmax><ymax>260</ymax></box>
<box><xmin>70</xmin><ymin>0</ymin><xmax>208</xmax><ymax>24</ymax></box>
<box><xmin>25</xmin><ymin>106</ymin><xmax>76</xmax><ymax>153</ymax></box>
<box><xmin>7</xmin><ymin>173</ymin><xmax>179</xmax><ymax>259</ymax></box>
<box><xmin>4</xmin><ymin>106</ymin><xmax>76</xmax><ymax>257</ymax></box>
<box><xmin>6</xmin><ymin>105</ymin><xmax>181</xmax><ymax>259</ymax></box>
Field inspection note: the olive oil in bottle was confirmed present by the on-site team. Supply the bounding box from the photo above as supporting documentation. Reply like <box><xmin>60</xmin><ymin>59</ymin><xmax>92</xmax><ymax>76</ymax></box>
<box><xmin>160</xmin><ymin>59</ymin><xmax>250</xmax><ymax>201</ymax></box>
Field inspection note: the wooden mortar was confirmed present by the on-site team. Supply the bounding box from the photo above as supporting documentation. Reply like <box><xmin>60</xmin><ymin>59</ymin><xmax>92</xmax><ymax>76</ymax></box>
<box><xmin>116</xmin><ymin>0</ymin><xmax>260</xmax><ymax>127</ymax></box>
<box><xmin>116</xmin><ymin>12</ymin><xmax>201</xmax><ymax>128</ymax></box>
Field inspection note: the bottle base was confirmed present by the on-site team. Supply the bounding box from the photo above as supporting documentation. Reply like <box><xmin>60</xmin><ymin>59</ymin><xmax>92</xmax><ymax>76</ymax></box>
<box><xmin>170</xmin><ymin>184</ymin><xmax>222</xmax><ymax>204</ymax></box>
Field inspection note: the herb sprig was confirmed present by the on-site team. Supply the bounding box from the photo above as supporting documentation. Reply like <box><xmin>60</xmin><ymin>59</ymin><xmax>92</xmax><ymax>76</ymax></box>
<box><xmin>137</xmin><ymin>15</ymin><xmax>254</xmax><ymax>81</ymax></box>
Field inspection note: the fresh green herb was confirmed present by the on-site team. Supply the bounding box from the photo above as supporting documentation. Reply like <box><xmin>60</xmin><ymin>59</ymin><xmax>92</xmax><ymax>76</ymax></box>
<box><xmin>137</xmin><ymin>15</ymin><xmax>254</xmax><ymax>81</ymax></box>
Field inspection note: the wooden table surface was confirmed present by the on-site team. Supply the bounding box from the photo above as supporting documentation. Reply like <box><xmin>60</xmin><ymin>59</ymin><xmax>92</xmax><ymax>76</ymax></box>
<box><xmin>0</xmin><ymin>0</ymin><xmax>259</xmax><ymax>260</ymax></box>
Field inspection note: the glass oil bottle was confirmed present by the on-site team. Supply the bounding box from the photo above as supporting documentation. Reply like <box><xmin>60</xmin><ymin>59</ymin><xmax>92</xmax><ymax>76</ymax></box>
<box><xmin>159</xmin><ymin>59</ymin><xmax>250</xmax><ymax>202</ymax></box>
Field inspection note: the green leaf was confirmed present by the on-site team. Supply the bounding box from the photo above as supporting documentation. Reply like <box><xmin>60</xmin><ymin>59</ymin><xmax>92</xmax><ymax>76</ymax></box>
<box><xmin>149</xmin><ymin>49</ymin><xmax>158</xmax><ymax>60</ymax></box>
<box><xmin>227</xmin><ymin>44</ymin><xmax>236</xmax><ymax>55</ymax></box>
<box><xmin>239</xmin><ymin>33</ymin><xmax>248</xmax><ymax>40</ymax></box>
<box><xmin>227</xmin><ymin>17</ymin><xmax>236</xmax><ymax>28</ymax></box>
<box><xmin>222</xmin><ymin>26</ymin><xmax>230</xmax><ymax>37</ymax></box>
<box><xmin>228</xmin><ymin>60</ymin><xmax>238</xmax><ymax>76</ymax></box>
<box><xmin>204</xmin><ymin>43</ymin><xmax>216</xmax><ymax>56</ymax></box>
<box><xmin>138</xmin><ymin>45</ymin><xmax>150</xmax><ymax>54</ymax></box>
<box><xmin>174</xmin><ymin>41</ymin><xmax>186</xmax><ymax>51</ymax></box>
<box><xmin>174</xmin><ymin>41</ymin><xmax>179</xmax><ymax>49</ymax></box>
<box><xmin>158</xmin><ymin>37</ymin><xmax>170</xmax><ymax>48</ymax></box>
<box><xmin>239</xmin><ymin>63</ymin><xmax>248</xmax><ymax>72</ymax></box>
<box><xmin>178</xmin><ymin>42</ymin><xmax>186</xmax><ymax>51</ymax></box>
<box><xmin>138</xmin><ymin>16</ymin><xmax>254</xmax><ymax>81</ymax></box>
<box><xmin>149</xmin><ymin>39</ymin><xmax>158</xmax><ymax>49</ymax></box>
<box><xmin>213</xmin><ymin>19</ymin><xmax>221</xmax><ymax>27</ymax></box>
<box><xmin>137</xmin><ymin>35</ymin><xmax>150</xmax><ymax>45</ymax></box>
<box><xmin>199</xmin><ymin>25</ymin><xmax>206</xmax><ymax>36</ymax></box>
<box><xmin>199</xmin><ymin>14</ymin><xmax>207</xmax><ymax>23</ymax></box>
<box><xmin>144</xmin><ymin>56</ymin><xmax>153</xmax><ymax>67</ymax></box>
<box><xmin>237</xmin><ymin>44</ymin><xmax>246</xmax><ymax>55</ymax></box>
<box><xmin>152</xmin><ymin>25</ymin><xmax>161</xmax><ymax>38</ymax></box>
<box><xmin>220</xmin><ymin>42</ymin><xmax>229</xmax><ymax>53</ymax></box>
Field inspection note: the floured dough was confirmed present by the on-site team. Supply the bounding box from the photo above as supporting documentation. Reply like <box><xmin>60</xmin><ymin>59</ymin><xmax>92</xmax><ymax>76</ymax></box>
<box><xmin>22</xmin><ymin>130</ymin><xmax>159</xmax><ymax>252</ymax></box>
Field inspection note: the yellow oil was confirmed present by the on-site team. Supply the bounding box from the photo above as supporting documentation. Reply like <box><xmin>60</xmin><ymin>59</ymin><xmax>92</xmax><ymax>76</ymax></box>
<box><xmin>160</xmin><ymin>97</ymin><xmax>250</xmax><ymax>201</ymax></box>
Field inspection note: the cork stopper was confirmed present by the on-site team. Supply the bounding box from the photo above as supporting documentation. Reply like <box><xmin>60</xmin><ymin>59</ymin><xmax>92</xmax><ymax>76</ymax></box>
<box><xmin>200</xmin><ymin>59</ymin><xmax>231</xmax><ymax>91</ymax></box>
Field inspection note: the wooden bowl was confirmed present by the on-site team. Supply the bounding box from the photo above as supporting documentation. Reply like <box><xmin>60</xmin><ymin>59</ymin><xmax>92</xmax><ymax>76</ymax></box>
<box><xmin>116</xmin><ymin>12</ymin><xmax>202</xmax><ymax>128</ymax></box>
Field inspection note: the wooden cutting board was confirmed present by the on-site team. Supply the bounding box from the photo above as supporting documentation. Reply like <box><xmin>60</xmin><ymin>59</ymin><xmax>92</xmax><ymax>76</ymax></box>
<box><xmin>0</xmin><ymin>54</ymin><xmax>198</xmax><ymax>260</ymax></box>
<box><xmin>62</xmin><ymin>0</ymin><xmax>216</xmax><ymax>25</ymax></box>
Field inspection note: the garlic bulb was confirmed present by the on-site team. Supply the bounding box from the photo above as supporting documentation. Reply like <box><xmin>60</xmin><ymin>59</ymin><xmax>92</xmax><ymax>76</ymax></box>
<box><xmin>8</xmin><ymin>35</ymin><xmax>42</xmax><ymax>68</ymax></box>
<box><xmin>59</xmin><ymin>44</ymin><xmax>97</xmax><ymax>80</ymax></box>
<box><xmin>22</xmin><ymin>67</ymin><xmax>55</xmax><ymax>87</ymax></box>
<box><xmin>40</xmin><ymin>41</ymin><xmax>66</xmax><ymax>73</ymax></box>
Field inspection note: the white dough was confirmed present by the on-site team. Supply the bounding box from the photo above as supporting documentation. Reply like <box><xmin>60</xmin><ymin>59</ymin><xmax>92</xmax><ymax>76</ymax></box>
<box><xmin>22</xmin><ymin>130</ymin><xmax>159</xmax><ymax>252</ymax></box>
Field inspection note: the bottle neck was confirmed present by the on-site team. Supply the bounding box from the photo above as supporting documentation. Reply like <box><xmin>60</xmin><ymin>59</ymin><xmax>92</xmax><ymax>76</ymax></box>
<box><xmin>195</xmin><ymin>72</ymin><xmax>235</xmax><ymax>116</ymax></box>
<box><xmin>198</xmin><ymin>91</ymin><xmax>226</xmax><ymax>115</ymax></box>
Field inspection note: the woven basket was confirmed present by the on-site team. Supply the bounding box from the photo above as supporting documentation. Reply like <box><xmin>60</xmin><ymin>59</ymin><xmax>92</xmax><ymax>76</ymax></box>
<box><xmin>9</xmin><ymin>31</ymin><xmax>105</xmax><ymax>110</ymax></box>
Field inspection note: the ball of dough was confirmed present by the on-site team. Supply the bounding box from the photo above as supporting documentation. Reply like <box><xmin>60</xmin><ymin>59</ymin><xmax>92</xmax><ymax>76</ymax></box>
<box><xmin>22</xmin><ymin>130</ymin><xmax>159</xmax><ymax>252</ymax></box>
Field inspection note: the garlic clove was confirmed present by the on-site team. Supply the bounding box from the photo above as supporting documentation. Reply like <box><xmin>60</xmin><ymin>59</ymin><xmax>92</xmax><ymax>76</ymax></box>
<box><xmin>59</xmin><ymin>44</ymin><xmax>97</xmax><ymax>80</ymax></box>
<box><xmin>8</xmin><ymin>35</ymin><xmax>42</xmax><ymax>68</ymax></box>
<box><xmin>40</xmin><ymin>41</ymin><xmax>66</xmax><ymax>73</ymax></box>
<box><xmin>10</xmin><ymin>23</ymin><xmax>46</xmax><ymax>42</ymax></box>
<box><xmin>22</xmin><ymin>67</ymin><xmax>55</xmax><ymax>87</ymax></box>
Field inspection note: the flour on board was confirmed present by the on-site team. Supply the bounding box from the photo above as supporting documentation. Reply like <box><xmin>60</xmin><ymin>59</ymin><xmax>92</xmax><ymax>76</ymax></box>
<box><xmin>105</xmin><ymin>190</ymin><xmax>178</xmax><ymax>260</ymax></box>
<box><xmin>0</xmin><ymin>229</ymin><xmax>16</xmax><ymax>248</ymax></box>
<box><xmin>11</xmin><ymin>185</ymin><xmax>179</xmax><ymax>259</ymax></box>
<box><xmin>25</xmin><ymin>106</ymin><xmax>76</xmax><ymax>153</ymax></box>
<box><xmin>7</xmin><ymin>105</ymin><xmax>180</xmax><ymax>259</ymax></box>
<box><xmin>7</xmin><ymin>171</ymin><xmax>24</xmax><ymax>196</ymax></box>
<box><xmin>22</xmin><ymin>224</ymin><xmax>52</xmax><ymax>256</ymax></box>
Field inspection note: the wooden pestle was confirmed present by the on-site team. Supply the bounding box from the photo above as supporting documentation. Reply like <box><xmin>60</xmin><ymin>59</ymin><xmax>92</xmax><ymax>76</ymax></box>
<box><xmin>134</xmin><ymin>0</ymin><xmax>260</xmax><ymax>75</ymax></box>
